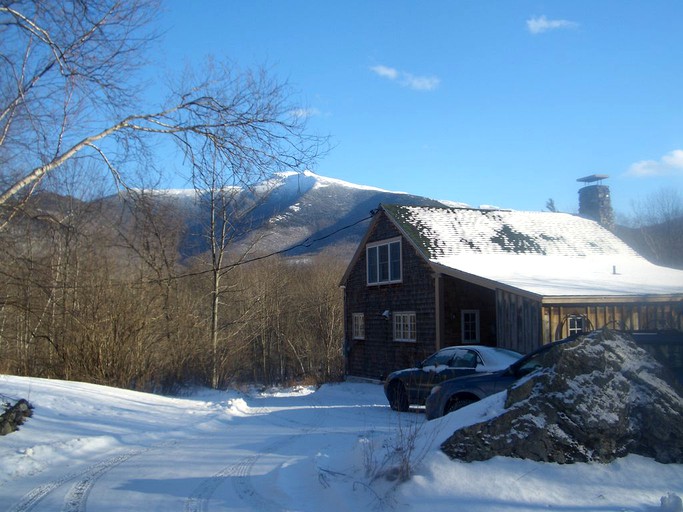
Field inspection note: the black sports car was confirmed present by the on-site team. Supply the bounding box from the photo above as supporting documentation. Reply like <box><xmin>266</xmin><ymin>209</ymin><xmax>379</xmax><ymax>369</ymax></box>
<box><xmin>383</xmin><ymin>346</ymin><xmax>522</xmax><ymax>411</ymax></box>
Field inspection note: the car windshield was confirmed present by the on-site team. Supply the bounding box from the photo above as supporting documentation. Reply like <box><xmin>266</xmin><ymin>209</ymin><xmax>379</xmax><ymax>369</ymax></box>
<box><xmin>478</xmin><ymin>348</ymin><xmax>522</xmax><ymax>369</ymax></box>
<box><xmin>515</xmin><ymin>349</ymin><xmax>555</xmax><ymax>376</ymax></box>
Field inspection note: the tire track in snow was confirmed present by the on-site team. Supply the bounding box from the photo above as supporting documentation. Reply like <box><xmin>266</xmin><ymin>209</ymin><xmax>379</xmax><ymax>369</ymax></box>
<box><xmin>184</xmin><ymin>395</ymin><xmax>327</xmax><ymax>512</ymax></box>
<box><xmin>183</xmin><ymin>433</ymin><xmax>288</xmax><ymax>512</ymax></box>
<box><xmin>60</xmin><ymin>450</ymin><xmax>145</xmax><ymax>512</ymax></box>
<box><xmin>8</xmin><ymin>443</ymin><xmax>174</xmax><ymax>512</ymax></box>
<box><xmin>232</xmin><ymin>396</ymin><xmax>329</xmax><ymax>511</ymax></box>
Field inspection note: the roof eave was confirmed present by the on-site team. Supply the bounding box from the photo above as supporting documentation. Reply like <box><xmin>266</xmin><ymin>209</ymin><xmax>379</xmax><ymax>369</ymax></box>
<box><xmin>429</xmin><ymin>261</ymin><xmax>544</xmax><ymax>301</ymax></box>
<box><xmin>541</xmin><ymin>294</ymin><xmax>683</xmax><ymax>305</ymax></box>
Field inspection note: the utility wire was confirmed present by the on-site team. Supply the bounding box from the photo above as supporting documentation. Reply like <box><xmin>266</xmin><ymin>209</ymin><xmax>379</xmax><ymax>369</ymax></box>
<box><xmin>159</xmin><ymin>212</ymin><xmax>375</xmax><ymax>283</ymax></box>
<box><xmin>3</xmin><ymin>203</ymin><xmax>376</xmax><ymax>289</ymax></box>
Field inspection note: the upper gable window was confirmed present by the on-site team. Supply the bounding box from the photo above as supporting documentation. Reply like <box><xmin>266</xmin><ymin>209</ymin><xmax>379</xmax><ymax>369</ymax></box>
<box><xmin>367</xmin><ymin>238</ymin><xmax>402</xmax><ymax>285</ymax></box>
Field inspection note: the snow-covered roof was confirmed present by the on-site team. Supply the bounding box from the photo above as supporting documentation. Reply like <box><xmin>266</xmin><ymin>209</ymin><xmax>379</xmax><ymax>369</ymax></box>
<box><xmin>383</xmin><ymin>204</ymin><xmax>683</xmax><ymax>298</ymax></box>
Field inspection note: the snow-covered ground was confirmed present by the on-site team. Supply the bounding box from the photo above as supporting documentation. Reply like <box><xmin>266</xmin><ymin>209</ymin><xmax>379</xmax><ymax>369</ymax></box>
<box><xmin>1</xmin><ymin>375</ymin><xmax>681</xmax><ymax>511</ymax></box>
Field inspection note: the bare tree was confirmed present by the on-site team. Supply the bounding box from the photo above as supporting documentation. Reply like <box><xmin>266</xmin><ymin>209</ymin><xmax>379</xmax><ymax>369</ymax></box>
<box><xmin>0</xmin><ymin>1</ymin><xmax>323</xmax><ymax>214</ymax></box>
<box><xmin>0</xmin><ymin>0</ymin><xmax>325</xmax><ymax>390</ymax></box>
<box><xmin>627</xmin><ymin>188</ymin><xmax>683</xmax><ymax>268</ymax></box>
<box><xmin>222</xmin><ymin>255</ymin><xmax>345</xmax><ymax>386</ymax></box>
<box><xmin>1</xmin><ymin>1</ymin><xmax>156</xmax><ymax>203</ymax></box>
<box><xmin>193</xmin><ymin>167</ymin><xmax>246</xmax><ymax>389</ymax></box>
<box><xmin>632</xmin><ymin>188</ymin><xmax>683</xmax><ymax>226</ymax></box>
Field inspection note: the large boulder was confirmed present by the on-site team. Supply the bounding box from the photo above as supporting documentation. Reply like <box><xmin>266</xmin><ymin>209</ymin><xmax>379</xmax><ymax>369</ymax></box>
<box><xmin>441</xmin><ymin>330</ymin><xmax>683</xmax><ymax>464</ymax></box>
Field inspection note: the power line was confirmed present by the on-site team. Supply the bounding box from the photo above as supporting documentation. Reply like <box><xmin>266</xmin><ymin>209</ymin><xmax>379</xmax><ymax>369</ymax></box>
<box><xmin>162</xmin><ymin>212</ymin><xmax>375</xmax><ymax>282</ymax></box>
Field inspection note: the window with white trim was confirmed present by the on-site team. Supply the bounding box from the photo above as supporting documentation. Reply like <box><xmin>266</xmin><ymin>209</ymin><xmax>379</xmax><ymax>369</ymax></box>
<box><xmin>393</xmin><ymin>312</ymin><xmax>416</xmax><ymax>342</ymax></box>
<box><xmin>367</xmin><ymin>239</ymin><xmax>402</xmax><ymax>285</ymax></box>
<box><xmin>568</xmin><ymin>315</ymin><xmax>586</xmax><ymax>336</ymax></box>
<box><xmin>461</xmin><ymin>310</ymin><xmax>480</xmax><ymax>343</ymax></box>
<box><xmin>352</xmin><ymin>313</ymin><xmax>365</xmax><ymax>340</ymax></box>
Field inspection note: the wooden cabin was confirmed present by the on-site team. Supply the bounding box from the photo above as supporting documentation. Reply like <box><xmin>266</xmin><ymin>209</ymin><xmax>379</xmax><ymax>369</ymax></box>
<box><xmin>340</xmin><ymin>204</ymin><xmax>683</xmax><ymax>380</ymax></box>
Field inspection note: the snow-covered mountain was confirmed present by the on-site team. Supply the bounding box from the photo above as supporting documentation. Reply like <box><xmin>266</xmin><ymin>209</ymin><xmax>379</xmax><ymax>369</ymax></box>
<box><xmin>121</xmin><ymin>170</ymin><xmax>451</xmax><ymax>259</ymax></box>
<box><xmin>237</xmin><ymin>170</ymin><xmax>451</xmax><ymax>257</ymax></box>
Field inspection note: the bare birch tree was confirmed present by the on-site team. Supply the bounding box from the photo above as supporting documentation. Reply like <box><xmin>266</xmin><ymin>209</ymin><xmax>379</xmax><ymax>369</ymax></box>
<box><xmin>0</xmin><ymin>1</ymin><xmax>323</xmax><ymax>214</ymax></box>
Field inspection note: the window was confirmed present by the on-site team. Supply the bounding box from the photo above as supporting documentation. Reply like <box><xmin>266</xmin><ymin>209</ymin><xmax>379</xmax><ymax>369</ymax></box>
<box><xmin>461</xmin><ymin>310</ymin><xmax>480</xmax><ymax>343</ymax></box>
<box><xmin>367</xmin><ymin>239</ymin><xmax>401</xmax><ymax>285</ymax></box>
<box><xmin>352</xmin><ymin>313</ymin><xmax>365</xmax><ymax>340</ymax></box>
<box><xmin>568</xmin><ymin>315</ymin><xmax>586</xmax><ymax>336</ymax></box>
<box><xmin>393</xmin><ymin>312</ymin><xmax>416</xmax><ymax>342</ymax></box>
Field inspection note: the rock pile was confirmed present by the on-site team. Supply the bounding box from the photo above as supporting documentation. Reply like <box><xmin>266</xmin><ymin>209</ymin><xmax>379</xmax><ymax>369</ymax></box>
<box><xmin>0</xmin><ymin>398</ymin><xmax>33</xmax><ymax>435</ymax></box>
<box><xmin>441</xmin><ymin>330</ymin><xmax>683</xmax><ymax>464</ymax></box>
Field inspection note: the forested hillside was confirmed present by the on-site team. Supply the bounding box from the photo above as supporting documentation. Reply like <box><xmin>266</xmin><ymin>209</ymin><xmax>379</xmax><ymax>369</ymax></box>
<box><xmin>0</xmin><ymin>189</ymin><xmax>348</xmax><ymax>391</ymax></box>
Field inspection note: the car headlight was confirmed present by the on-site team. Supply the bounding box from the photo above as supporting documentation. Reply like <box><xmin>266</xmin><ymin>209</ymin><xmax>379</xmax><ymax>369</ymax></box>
<box><xmin>430</xmin><ymin>385</ymin><xmax>441</xmax><ymax>396</ymax></box>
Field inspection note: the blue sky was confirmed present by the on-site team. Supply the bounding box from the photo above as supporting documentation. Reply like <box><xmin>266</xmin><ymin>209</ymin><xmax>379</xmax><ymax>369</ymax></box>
<box><xmin>154</xmin><ymin>1</ymin><xmax>683</xmax><ymax>218</ymax></box>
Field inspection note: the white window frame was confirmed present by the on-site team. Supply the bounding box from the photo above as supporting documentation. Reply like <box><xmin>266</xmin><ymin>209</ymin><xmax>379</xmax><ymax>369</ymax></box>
<box><xmin>366</xmin><ymin>238</ymin><xmax>402</xmax><ymax>286</ymax></box>
<box><xmin>568</xmin><ymin>315</ymin><xmax>586</xmax><ymax>336</ymax></box>
<box><xmin>352</xmin><ymin>313</ymin><xmax>365</xmax><ymax>340</ymax></box>
<box><xmin>393</xmin><ymin>311</ymin><xmax>416</xmax><ymax>342</ymax></box>
<box><xmin>461</xmin><ymin>309</ymin><xmax>480</xmax><ymax>343</ymax></box>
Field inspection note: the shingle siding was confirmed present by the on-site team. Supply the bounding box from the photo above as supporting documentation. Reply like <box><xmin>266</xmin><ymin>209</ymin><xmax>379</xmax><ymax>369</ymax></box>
<box><xmin>442</xmin><ymin>275</ymin><xmax>497</xmax><ymax>345</ymax></box>
<box><xmin>345</xmin><ymin>211</ymin><xmax>437</xmax><ymax>379</ymax></box>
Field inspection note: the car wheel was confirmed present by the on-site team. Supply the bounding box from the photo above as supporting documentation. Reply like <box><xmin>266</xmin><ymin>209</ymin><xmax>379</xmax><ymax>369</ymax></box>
<box><xmin>445</xmin><ymin>396</ymin><xmax>477</xmax><ymax>415</ymax></box>
<box><xmin>388</xmin><ymin>381</ymin><xmax>410</xmax><ymax>412</ymax></box>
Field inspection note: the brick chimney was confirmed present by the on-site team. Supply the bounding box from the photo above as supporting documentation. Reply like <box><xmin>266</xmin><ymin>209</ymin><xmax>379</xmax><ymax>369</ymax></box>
<box><xmin>577</xmin><ymin>174</ymin><xmax>614</xmax><ymax>229</ymax></box>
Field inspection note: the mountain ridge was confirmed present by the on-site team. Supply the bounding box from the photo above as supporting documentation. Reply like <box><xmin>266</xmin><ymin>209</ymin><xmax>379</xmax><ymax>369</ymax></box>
<box><xmin>24</xmin><ymin>171</ymin><xmax>683</xmax><ymax>268</ymax></box>
<box><xmin>216</xmin><ymin>170</ymin><xmax>452</xmax><ymax>257</ymax></box>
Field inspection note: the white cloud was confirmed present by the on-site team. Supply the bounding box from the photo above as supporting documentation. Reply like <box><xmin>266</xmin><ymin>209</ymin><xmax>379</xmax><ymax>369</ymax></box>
<box><xmin>370</xmin><ymin>64</ymin><xmax>440</xmax><ymax>91</ymax></box>
<box><xmin>627</xmin><ymin>149</ymin><xmax>683</xmax><ymax>177</ymax></box>
<box><xmin>527</xmin><ymin>15</ymin><xmax>578</xmax><ymax>34</ymax></box>
<box><xmin>370</xmin><ymin>65</ymin><xmax>399</xmax><ymax>80</ymax></box>
<box><xmin>290</xmin><ymin>107</ymin><xmax>321</xmax><ymax>119</ymax></box>
<box><xmin>402</xmin><ymin>73</ymin><xmax>440</xmax><ymax>91</ymax></box>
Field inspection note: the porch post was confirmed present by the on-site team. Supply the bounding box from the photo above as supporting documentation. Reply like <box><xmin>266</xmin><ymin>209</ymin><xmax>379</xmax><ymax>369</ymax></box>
<box><xmin>435</xmin><ymin>273</ymin><xmax>444</xmax><ymax>350</ymax></box>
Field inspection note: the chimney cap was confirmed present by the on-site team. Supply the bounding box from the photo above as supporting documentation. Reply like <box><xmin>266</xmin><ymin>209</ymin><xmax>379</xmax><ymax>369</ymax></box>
<box><xmin>577</xmin><ymin>174</ymin><xmax>609</xmax><ymax>183</ymax></box>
